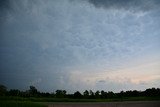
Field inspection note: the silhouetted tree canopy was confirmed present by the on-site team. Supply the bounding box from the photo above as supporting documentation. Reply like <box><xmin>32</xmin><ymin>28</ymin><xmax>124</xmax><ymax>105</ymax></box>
<box><xmin>0</xmin><ymin>84</ymin><xmax>7</xmax><ymax>96</ymax></box>
<box><xmin>0</xmin><ymin>84</ymin><xmax>160</xmax><ymax>99</ymax></box>
<box><xmin>95</xmin><ymin>91</ymin><xmax>100</xmax><ymax>98</ymax></box>
<box><xmin>29</xmin><ymin>86</ymin><xmax>38</xmax><ymax>97</ymax></box>
<box><xmin>55</xmin><ymin>90</ymin><xmax>67</xmax><ymax>98</ymax></box>
<box><xmin>8</xmin><ymin>89</ymin><xmax>20</xmax><ymax>96</ymax></box>
<box><xmin>74</xmin><ymin>91</ymin><xmax>82</xmax><ymax>98</ymax></box>
<box><xmin>83</xmin><ymin>90</ymin><xmax>89</xmax><ymax>98</ymax></box>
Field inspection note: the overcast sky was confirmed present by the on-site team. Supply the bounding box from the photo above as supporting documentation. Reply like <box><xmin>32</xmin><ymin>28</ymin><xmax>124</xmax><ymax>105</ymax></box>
<box><xmin>0</xmin><ymin>0</ymin><xmax>160</xmax><ymax>93</ymax></box>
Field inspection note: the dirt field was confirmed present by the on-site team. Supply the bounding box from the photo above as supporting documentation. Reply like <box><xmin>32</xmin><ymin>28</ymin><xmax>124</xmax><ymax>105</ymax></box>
<box><xmin>48</xmin><ymin>101</ymin><xmax>160</xmax><ymax>107</ymax></box>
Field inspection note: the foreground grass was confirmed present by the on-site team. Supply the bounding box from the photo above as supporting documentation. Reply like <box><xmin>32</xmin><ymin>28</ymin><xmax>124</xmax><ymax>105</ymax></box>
<box><xmin>0</xmin><ymin>96</ymin><xmax>160</xmax><ymax>103</ymax></box>
<box><xmin>0</xmin><ymin>96</ymin><xmax>160</xmax><ymax>107</ymax></box>
<box><xmin>0</xmin><ymin>101</ymin><xmax>47</xmax><ymax>107</ymax></box>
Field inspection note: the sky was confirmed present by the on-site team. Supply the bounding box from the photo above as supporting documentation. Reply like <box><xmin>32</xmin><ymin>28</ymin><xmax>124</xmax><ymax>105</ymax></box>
<box><xmin>0</xmin><ymin>0</ymin><xmax>160</xmax><ymax>93</ymax></box>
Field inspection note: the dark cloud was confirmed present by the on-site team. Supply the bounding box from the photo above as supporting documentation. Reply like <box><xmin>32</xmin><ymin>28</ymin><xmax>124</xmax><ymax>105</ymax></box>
<box><xmin>0</xmin><ymin>0</ymin><xmax>160</xmax><ymax>92</ymax></box>
<box><xmin>88</xmin><ymin>0</ymin><xmax>160</xmax><ymax>12</ymax></box>
<box><xmin>0</xmin><ymin>0</ymin><xmax>11</xmax><ymax>23</ymax></box>
<box><xmin>0</xmin><ymin>0</ymin><xmax>10</xmax><ymax>10</ymax></box>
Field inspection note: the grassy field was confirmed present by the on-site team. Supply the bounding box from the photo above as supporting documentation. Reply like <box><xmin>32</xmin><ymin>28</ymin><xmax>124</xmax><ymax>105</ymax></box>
<box><xmin>0</xmin><ymin>101</ymin><xmax>47</xmax><ymax>107</ymax></box>
<box><xmin>1</xmin><ymin>96</ymin><xmax>160</xmax><ymax>102</ymax></box>
<box><xmin>0</xmin><ymin>96</ymin><xmax>160</xmax><ymax>107</ymax></box>
<box><xmin>1</xmin><ymin>100</ymin><xmax>160</xmax><ymax>107</ymax></box>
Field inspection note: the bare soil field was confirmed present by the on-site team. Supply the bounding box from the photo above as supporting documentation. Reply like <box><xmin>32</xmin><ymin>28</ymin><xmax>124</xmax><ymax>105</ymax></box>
<box><xmin>48</xmin><ymin>101</ymin><xmax>160</xmax><ymax>107</ymax></box>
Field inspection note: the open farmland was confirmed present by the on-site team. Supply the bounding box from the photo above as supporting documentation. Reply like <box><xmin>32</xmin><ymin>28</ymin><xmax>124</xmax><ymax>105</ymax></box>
<box><xmin>48</xmin><ymin>101</ymin><xmax>160</xmax><ymax>107</ymax></box>
<box><xmin>0</xmin><ymin>101</ymin><xmax>47</xmax><ymax>107</ymax></box>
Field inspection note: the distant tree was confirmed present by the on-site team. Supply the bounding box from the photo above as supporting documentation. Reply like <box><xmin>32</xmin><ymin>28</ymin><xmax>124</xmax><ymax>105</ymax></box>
<box><xmin>145</xmin><ymin>88</ymin><xmax>158</xmax><ymax>97</ymax></box>
<box><xmin>8</xmin><ymin>89</ymin><xmax>20</xmax><ymax>96</ymax></box>
<box><xmin>118</xmin><ymin>91</ymin><xmax>124</xmax><ymax>101</ymax></box>
<box><xmin>156</xmin><ymin>88</ymin><xmax>160</xmax><ymax>96</ymax></box>
<box><xmin>125</xmin><ymin>90</ymin><xmax>132</xmax><ymax>97</ymax></box>
<box><xmin>74</xmin><ymin>91</ymin><xmax>82</xmax><ymax>98</ymax></box>
<box><xmin>89</xmin><ymin>90</ymin><xmax>94</xmax><ymax>98</ymax></box>
<box><xmin>44</xmin><ymin>92</ymin><xmax>51</xmax><ymax>97</ymax></box>
<box><xmin>66</xmin><ymin>94</ymin><xmax>74</xmax><ymax>99</ymax></box>
<box><xmin>132</xmin><ymin>90</ymin><xmax>139</xmax><ymax>97</ymax></box>
<box><xmin>1</xmin><ymin>83</ymin><xmax>160</xmax><ymax>100</ymax></box>
<box><xmin>50</xmin><ymin>92</ymin><xmax>55</xmax><ymax>97</ymax></box>
<box><xmin>95</xmin><ymin>91</ymin><xmax>100</xmax><ymax>98</ymax></box>
<box><xmin>0</xmin><ymin>85</ymin><xmax>7</xmax><ymax>96</ymax></box>
<box><xmin>63</xmin><ymin>90</ymin><xmax>67</xmax><ymax>95</ymax></box>
<box><xmin>101</xmin><ymin>90</ymin><xmax>106</xmax><ymax>98</ymax></box>
<box><xmin>107</xmin><ymin>91</ymin><xmax>114</xmax><ymax>98</ymax></box>
<box><xmin>55</xmin><ymin>90</ymin><xmax>67</xmax><ymax>98</ymax></box>
<box><xmin>29</xmin><ymin>86</ymin><xmax>38</xmax><ymax>97</ymax></box>
<box><xmin>83</xmin><ymin>90</ymin><xmax>89</xmax><ymax>98</ymax></box>
<box><xmin>55</xmin><ymin>90</ymin><xmax>62</xmax><ymax>98</ymax></box>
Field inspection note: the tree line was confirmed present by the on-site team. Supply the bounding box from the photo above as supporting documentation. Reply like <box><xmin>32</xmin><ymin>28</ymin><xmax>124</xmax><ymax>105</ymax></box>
<box><xmin>0</xmin><ymin>84</ymin><xmax>160</xmax><ymax>99</ymax></box>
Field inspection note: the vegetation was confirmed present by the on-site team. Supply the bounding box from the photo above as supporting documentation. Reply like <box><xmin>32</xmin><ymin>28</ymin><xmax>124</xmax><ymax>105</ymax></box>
<box><xmin>0</xmin><ymin>84</ymin><xmax>160</xmax><ymax>102</ymax></box>
<box><xmin>0</xmin><ymin>101</ymin><xmax>47</xmax><ymax>107</ymax></box>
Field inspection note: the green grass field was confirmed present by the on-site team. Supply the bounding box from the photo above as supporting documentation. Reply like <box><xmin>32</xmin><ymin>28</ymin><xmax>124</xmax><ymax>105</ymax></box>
<box><xmin>0</xmin><ymin>101</ymin><xmax>47</xmax><ymax>107</ymax></box>
<box><xmin>0</xmin><ymin>96</ymin><xmax>160</xmax><ymax>107</ymax></box>
<box><xmin>0</xmin><ymin>96</ymin><xmax>160</xmax><ymax>102</ymax></box>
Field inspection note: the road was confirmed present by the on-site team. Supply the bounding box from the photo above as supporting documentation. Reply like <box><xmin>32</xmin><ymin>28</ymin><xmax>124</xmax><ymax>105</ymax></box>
<box><xmin>48</xmin><ymin>101</ymin><xmax>160</xmax><ymax>107</ymax></box>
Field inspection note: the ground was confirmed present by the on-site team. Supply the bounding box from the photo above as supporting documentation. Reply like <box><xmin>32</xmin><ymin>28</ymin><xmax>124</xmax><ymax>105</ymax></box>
<box><xmin>47</xmin><ymin>101</ymin><xmax>160</xmax><ymax>107</ymax></box>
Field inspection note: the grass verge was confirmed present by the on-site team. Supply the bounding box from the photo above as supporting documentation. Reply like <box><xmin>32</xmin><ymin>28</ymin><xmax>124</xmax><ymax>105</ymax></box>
<box><xmin>0</xmin><ymin>101</ymin><xmax>47</xmax><ymax>107</ymax></box>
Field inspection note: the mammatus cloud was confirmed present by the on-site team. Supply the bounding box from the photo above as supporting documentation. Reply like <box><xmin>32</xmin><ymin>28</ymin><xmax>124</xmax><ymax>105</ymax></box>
<box><xmin>88</xmin><ymin>0</ymin><xmax>160</xmax><ymax>12</ymax></box>
<box><xmin>0</xmin><ymin>0</ymin><xmax>160</xmax><ymax>93</ymax></box>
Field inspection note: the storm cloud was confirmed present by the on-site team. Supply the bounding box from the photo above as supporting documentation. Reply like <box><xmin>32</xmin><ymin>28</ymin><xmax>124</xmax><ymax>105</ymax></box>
<box><xmin>88</xmin><ymin>0</ymin><xmax>160</xmax><ymax>12</ymax></box>
<box><xmin>0</xmin><ymin>0</ymin><xmax>160</xmax><ymax>93</ymax></box>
